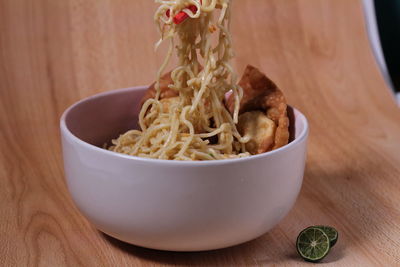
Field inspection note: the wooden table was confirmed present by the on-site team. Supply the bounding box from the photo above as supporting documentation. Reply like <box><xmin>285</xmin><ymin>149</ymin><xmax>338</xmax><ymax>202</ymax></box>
<box><xmin>1</xmin><ymin>0</ymin><xmax>400</xmax><ymax>266</ymax></box>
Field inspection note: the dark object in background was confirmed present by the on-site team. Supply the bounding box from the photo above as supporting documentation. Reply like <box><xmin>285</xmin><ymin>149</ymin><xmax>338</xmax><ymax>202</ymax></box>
<box><xmin>375</xmin><ymin>0</ymin><xmax>400</xmax><ymax>92</ymax></box>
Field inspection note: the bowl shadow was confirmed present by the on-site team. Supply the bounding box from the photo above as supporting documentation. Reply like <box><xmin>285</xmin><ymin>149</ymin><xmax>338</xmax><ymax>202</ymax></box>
<box><xmin>100</xmin><ymin>222</ymin><xmax>345</xmax><ymax>266</ymax></box>
<box><xmin>101</xmin><ymin>232</ymin><xmax>278</xmax><ymax>266</ymax></box>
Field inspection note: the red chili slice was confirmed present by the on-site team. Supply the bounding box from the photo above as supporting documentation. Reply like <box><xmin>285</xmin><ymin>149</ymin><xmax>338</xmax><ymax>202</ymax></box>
<box><xmin>166</xmin><ymin>1</ymin><xmax>201</xmax><ymax>25</ymax></box>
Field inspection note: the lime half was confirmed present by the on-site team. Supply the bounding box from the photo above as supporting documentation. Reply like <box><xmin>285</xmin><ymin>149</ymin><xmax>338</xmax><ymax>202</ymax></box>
<box><xmin>314</xmin><ymin>225</ymin><xmax>338</xmax><ymax>247</ymax></box>
<box><xmin>296</xmin><ymin>227</ymin><xmax>330</xmax><ymax>262</ymax></box>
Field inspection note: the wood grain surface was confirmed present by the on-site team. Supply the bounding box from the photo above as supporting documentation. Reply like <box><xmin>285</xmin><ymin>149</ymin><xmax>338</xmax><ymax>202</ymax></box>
<box><xmin>1</xmin><ymin>0</ymin><xmax>400</xmax><ymax>266</ymax></box>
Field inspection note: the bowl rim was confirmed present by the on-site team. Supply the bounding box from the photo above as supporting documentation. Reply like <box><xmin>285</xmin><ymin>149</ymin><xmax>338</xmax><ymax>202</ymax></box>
<box><xmin>60</xmin><ymin>86</ymin><xmax>309</xmax><ymax>166</ymax></box>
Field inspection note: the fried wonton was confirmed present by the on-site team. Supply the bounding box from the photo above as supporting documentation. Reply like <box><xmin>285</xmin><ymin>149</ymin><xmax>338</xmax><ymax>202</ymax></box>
<box><xmin>160</xmin><ymin>96</ymin><xmax>180</xmax><ymax>113</ymax></box>
<box><xmin>227</xmin><ymin>65</ymin><xmax>289</xmax><ymax>152</ymax></box>
<box><xmin>237</xmin><ymin>111</ymin><xmax>276</xmax><ymax>154</ymax></box>
<box><xmin>141</xmin><ymin>71</ymin><xmax>178</xmax><ymax>106</ymax></box>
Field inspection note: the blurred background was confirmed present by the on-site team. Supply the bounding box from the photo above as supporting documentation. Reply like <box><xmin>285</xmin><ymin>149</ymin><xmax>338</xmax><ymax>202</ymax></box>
<box><xmin>1</xmin><ymin>0</ymin><xmax>399</xmax><ymax>107</ymax></box>
<box><xmin>1</xmin><ymin>1</ymin><xmax>400</xmax><ymax>266</ymax></box>
<box><xmin>364</xmin><ymin>0</ymin><xmax>400</xmax><ymax>104</ymax></box>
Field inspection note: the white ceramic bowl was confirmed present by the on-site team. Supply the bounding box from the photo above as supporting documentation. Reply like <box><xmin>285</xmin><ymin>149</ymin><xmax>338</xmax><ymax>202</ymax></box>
<box><xmin>60</xmin><ymin>86</ymin><xmax>308</xmax><ymax>251</ymax></box>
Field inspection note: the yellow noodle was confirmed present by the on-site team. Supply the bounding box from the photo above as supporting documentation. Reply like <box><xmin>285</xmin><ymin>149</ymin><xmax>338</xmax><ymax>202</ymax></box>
<box><xmin>110</xmin><ymin>0</ymin><xmax>248</xmax><ymax>160</ymax></box>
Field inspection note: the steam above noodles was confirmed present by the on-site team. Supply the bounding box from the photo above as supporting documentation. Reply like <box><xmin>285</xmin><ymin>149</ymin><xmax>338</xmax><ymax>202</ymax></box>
<box><xmin>110</xmin><ymin>0</ymin><xmax>250</xmax><ymax>160</ymax></box>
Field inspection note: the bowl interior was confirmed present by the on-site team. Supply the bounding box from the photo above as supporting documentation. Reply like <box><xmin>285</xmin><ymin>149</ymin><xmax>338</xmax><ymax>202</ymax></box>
<box><xmin>64</xmin><ymin>88</ymin><xmax>143</xmax><ymax>147</ymax></box>
<box><xmin>63</xmin><ymin>87</ymin><xmax>304</xmax><ymax>150</ymax></box>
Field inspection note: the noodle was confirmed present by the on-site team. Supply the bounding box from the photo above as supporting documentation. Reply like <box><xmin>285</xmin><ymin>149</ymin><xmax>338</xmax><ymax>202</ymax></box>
<box><xmin>110</xmin><ymin>0</ymin><xmax>249</xmax><ymax>160</ymax></box>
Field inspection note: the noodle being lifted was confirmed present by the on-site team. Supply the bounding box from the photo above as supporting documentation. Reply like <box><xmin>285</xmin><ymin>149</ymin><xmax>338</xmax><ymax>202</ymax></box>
<box><xmin>109</xmin><ymin>0</ymin><xmax>290</xmax><ymax>160</ymax></box>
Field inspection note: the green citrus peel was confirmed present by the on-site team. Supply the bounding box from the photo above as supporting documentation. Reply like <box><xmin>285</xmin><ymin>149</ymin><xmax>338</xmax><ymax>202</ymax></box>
<box><xmin>296</xmin><ymin>225</ymin><xmax>338</xmax><ymax>262</ymax></box>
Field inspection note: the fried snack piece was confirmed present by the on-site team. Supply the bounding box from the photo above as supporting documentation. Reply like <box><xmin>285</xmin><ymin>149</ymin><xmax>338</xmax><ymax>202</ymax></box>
<box><xmin>227</xmin><ymin>65</ymin><xmax>289</xmax><ymax>151</ymax></box>
<box><xmin>140</xmin><ymin>71</ymin><xmax>178</xmax><ymax>106</ymax></box>
<box><xmin>160</xmin><ymin>96</ymin><xmax>180</xmax><ymax>113</ymax></box>
<box><xmin>237</xmin><ymin>111</ymin><xmax>276</xmax><ymax>154</ymax></box>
